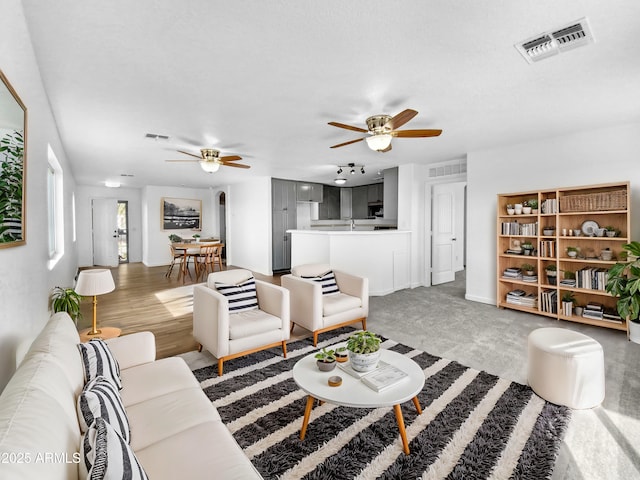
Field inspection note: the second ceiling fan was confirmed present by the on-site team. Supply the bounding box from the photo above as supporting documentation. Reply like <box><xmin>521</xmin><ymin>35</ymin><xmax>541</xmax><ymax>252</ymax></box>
<box><xmin>328</xmin><ymin>108</ymin><xmax>442</xmax><ymax>152</ymax></box>
<box><xmin>166</xmin><ymin>148</ymin><xmax>250</xmax><ymax>173</ymax></box>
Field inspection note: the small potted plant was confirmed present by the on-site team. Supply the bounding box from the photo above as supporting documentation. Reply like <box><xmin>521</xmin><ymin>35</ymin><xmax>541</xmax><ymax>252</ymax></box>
<box><xmin>567</xmin><ymin>246</ymin><xmax>579</xmax><ymax>258</ymax></box>
<box><xmin>168</xmin><ymin>234</ymin><xmax>182</xmax><ymax>243</ymax></box>
<box><xmin>522</xmin><ymin>200</ymin><xmax>532</xmax><ymax>215</ymax></box>
<box><xmin>346</xmin><ymin>331</ymin><xmax>382</xmax><ymax>372</ymax></box>
<box><xmin>542</xmin><ymin>225</ymin><xmax>555</xmax><ymax>236</ymax></box>
<box><xmin>546</xmin><ymin>264</ymin><xmax>558</xmax><ymax>285</ymax></box>
<box><xmin>528</xmin><ymin>199</ymin><xmax>539</xmax><ymax>214</ymax></box>
<box><xmin>521</xmin><ymin>263</ymin><xmax>535</xmax><ymax>276</ymax></box>
<box><xmin>604</xmin><ymin>226</ymin><xmax>617</xmax><ymax>238</ymax></box>
<box><xmin>334</xmin><ymin>346</ymin><xmax>349</xmax><ymax>363</ymax></box>
<box><xmin>521</xmin><ymin>242</ymin><xmax>534</xmax><ymax>256</ymax></box>
<box><xmin>50</xmin><ymin>287</ymin><xmax>84</xmax><ymax>325</ymax></box>
<box><xmin>506</xmin><ymin>204</ymin><xmax>515</xmax><ymax>215</ymax></box>
<box><xmin>314</xmin><ymin>348</ymin><xmax>337</xmax><ymax>371</ymax></box>
<box><xmin>192</xmin><ymin>233</ymin><xmax>201</xmax><ymax>243</ymax></box>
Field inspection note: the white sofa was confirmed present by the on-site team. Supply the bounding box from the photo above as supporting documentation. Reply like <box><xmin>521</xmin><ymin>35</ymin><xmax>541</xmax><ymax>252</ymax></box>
<box><xmin>0</xmin><ymin>312</ymin><xmax>261</xmax><ymax>479</ymax></box>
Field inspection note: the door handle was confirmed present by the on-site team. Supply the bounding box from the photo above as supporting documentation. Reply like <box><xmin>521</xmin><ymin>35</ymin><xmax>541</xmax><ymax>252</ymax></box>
<box><xmin>452</xmin><ymin>238</ymin><xmax>457</xmax><ymax>241</ymax></box>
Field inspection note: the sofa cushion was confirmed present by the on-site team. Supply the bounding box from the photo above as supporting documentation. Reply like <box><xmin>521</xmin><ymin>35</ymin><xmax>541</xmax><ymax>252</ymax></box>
<box><xmin>126</xmin><ymin>387</ymin><xmax>220</xmax><ymax>451</ymax></box>
<box><xmin>78</xmin><ymin>376</ymin><xmax>131</xmax><ymax>444</ymax></box>
<box><xmin>303</xmin><ymin>270</ymin><xmax>340</xmax><ymax>296</ymax></box>
<box><xmin>215</xmin><ymin>276</ymin><xmax>259</xmax><ymax>313</ymax></box>
<box><xmin>135</xmin><ymin>421</ymin><xmax>262</xmax><ymax>480</ymax></box>
<box><xmin>80</xmin><ymin>417</ymin><xmax>148</xmax><ymax>480</ymax></box>
<box><xmin>118</xmin><ymin>357</ymin><xmax>199</xmax><ymax>408</ymax></box>
<box><xmin>78</xmin><ymin>339</ymin><xmax>122</xmax><ymax>389</ymax></box>
<box><xmin>228</xmin><ymin>309</ymin><xmax>283</xmax><ymax>340</ymax></box>
<box><xmin>323</xmin><ymin>292</ymin><xmax>362</xmax><ymax>317</ymax></box>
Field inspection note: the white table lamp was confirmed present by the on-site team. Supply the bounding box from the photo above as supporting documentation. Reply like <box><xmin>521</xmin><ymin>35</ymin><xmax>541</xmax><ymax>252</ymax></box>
<box><xmin>75</xmin><ymin>269</ymin><xmax>115</xmax><ymax>336</ymax></box>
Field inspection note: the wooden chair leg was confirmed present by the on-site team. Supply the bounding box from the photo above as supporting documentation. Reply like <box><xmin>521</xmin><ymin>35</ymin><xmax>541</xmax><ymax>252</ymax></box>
<box><xmin>218</xmin><ymin>359</ymin><xmax>224</xmax><ymax>377</ymax></box>
<box><xmin>282</xmin><ymin>341</ymin><xmax>287</xmax><ymax>358</ymax></box>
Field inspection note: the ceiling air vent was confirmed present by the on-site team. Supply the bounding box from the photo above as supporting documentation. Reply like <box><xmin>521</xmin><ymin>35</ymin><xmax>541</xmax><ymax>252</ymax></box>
<box><xmin>145</xmin><ymin>133</ymin><xmax>170</xmax><ymax>140</ymax></box>
<box><xmin>515</xmin><ymin>17</ymin><xmax>594</xmax><ymax>64</ymax></box>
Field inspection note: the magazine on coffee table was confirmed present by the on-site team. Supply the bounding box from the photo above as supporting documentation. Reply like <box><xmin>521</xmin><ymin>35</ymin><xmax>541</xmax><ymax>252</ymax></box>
<box><xmin>337</xmin><ymin>360</ymin><xmax>390</xmax><ymax>379</ymax></box>
<box><xmin>360</xmin><ymin>364</ymin><xmax>409</xmax><ymax>392</ymax></box>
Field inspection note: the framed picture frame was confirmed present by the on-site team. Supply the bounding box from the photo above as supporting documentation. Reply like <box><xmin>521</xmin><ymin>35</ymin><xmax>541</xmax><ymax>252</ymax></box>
<box><xmin>0</xmin><ymin>69</ymin><xmax>27</xmax><ymax>248</ymax></box>
<box><xmin>161</xmin><ymin>197</ymin><xmax>201</xmax><ymax>231</ymax></box>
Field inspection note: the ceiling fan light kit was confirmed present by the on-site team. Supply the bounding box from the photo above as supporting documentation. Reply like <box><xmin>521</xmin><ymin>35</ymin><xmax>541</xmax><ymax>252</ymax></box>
<box><xmin>166</xmin><ymin>147</ymin><xmax>250</xmax><ymax>172</ymax></box>
<box><xmin>199</xmin><ymin>160</ymin><xmax>220</xmax><ymax>173</ymax></box>
<box><xmin>334</xmin><ymin>178</ymin><xmax>347</xmax><ymax>185</ymax></box>
<box><xmin>365</xmin><ymin>134</ymin><xmax>392</xmax><ymax>152</ymax></box>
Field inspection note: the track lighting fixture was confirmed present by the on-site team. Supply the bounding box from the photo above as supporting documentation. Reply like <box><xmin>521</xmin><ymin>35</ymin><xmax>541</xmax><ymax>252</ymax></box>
<box><xmin>336</xmin><ymin>163</ymin><xmax>365</xmax><ymax>180</ymax></box>
<box><xmin>337</xmin><ymin>168</ymin><xmax>343</xmax><ymax>174</ymax></box>
<box><xmin>361</xmin><ymin>167</ymin><xmax>365</xmax><ymax>174</ymax></box>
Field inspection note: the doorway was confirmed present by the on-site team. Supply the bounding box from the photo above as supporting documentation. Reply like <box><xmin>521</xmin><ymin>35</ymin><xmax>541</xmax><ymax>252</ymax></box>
<box><xmin>117</xmin><ymin>201</ymin><xmax>129</xmax><ymax>263</ymax></box>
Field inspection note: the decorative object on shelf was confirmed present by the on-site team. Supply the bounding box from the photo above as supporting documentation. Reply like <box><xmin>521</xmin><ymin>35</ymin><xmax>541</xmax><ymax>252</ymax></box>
<box><xmin>334</xmin><ymin>346</ymin><xmax>348</xmax><ymax>363</ymax></box>
<box><xmin>514</xmin><ymin>203</ymin><xmax>523</xmax><ymax>215</ymax></box>
<box><xmin>572</xmin><ymin>229</ymin><xmax>582</xmax><ymax>237</ymax></box>
<box><xmin>581</xmin><ymin>220</ymin><xmax>599</xmax><ymax>237</ymax></box>
<box><xmin>546</xmin><ymin>264</ymin><xmax>558</xmax><ymax>285</ymax></box>
<box><xmin>528</xmin><ymin>199</ymin><xmax>539</xmax><ymax>214</ymax></box>
<box><xmin>567</xmin><ymin>246</ymin><xmax>579</xmax><ymax>258</ymax></box>
<box><xmin>522</xmin><ymin>200</ymin><xmax>532</xmax><ymax>215</ymax></box>
<box><xmin>50</xmin><ymin>286</ymin><xmax>84</xmax><ymax>325</ymax></box>
<box><xmin>74</xmin><ymin>269</ymin><xmax>116</xmax><ymax>337</ymax></box>
<box><xmin>604</xmin><ymin>226</ymin><xmax>617</xmax><ymax>237</ymax></box>
<box><xmin>314</xmin><ymin>347</ymin><xmax>337</xmax><ymax>371</ymax></box>
<box><xmin>506</xmin><ymin>204</ymin><xmax>515</xmax><ymax>215</ymax></box>
<box><xmin>346</xmin><ymin>330</ymin><xmax>382</xmax><ymax>372</ymax></box>
<box><xmin>521</xmin><ymin>242</ymin><xmax>534</xmax><ymax>256</ymax></box>
<box><xmin>543</xmin><ymin>226</ymin><xmax>555</xmax><ymax>236</ymax></box>
<box><xmin>521</xmin><ymin>263</ymin><xmax>535</xmax><ymax>276</ymax></box>
<box><xmin>575</xmin><ymin>305</ymin><xmax>584</xmax><ymax>317</ymax></box>
<box><xmin>562</xmin><ymin>292</ymin><xmax>575</xmax><ymax>316</ymax></box>
<box><xmin>600</xmin><ymin>248</ymin><xmax>613</xmax><ymax>261</ymax></box>
<box><xmin>605</xmin><ymin>241</ymin><xmax>640</xmax><ymax>343</ymax></box>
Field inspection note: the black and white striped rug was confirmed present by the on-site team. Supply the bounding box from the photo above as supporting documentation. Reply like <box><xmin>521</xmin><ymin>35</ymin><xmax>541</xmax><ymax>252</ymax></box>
<box><xmin>191</xmin><ymin>328</ymin><xmax>570</xmax><ymax>479</ymax></box>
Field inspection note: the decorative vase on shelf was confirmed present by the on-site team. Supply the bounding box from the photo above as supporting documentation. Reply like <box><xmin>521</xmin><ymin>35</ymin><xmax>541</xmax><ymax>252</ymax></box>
<box><xmin>507</xmin><ymin>208</ymin><xmax>515</xmax><ymax>215</ymax></box>
<box><xmin>522</xmin><ymin>206</ymin><xmax>532</xmax><ymax>215</ymax></box>
<box><xmin>514</xmin><ymin>203</ymin><xmax>523</xmax><ymax>215</ymax></box>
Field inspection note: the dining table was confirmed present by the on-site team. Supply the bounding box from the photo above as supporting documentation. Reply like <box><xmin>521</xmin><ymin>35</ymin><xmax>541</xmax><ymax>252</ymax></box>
<box><xmin>171</xmin><ymin>240</ymin><xmax>221</xmax><ymax>282</ymax></box>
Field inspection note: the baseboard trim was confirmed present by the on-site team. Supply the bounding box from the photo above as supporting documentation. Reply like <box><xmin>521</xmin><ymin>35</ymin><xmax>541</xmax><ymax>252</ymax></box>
<box><xmin>464</xmin><ymin>293</ymin><xmax>496</xmax><ymax>306</ymax></box>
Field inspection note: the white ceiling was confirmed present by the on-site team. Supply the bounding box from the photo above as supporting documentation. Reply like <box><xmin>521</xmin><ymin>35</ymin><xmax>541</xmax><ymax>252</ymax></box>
<box><xmin>20</xmin><ymin>1</ymin><xmax>640</xmax><ymax>189</ymax></box>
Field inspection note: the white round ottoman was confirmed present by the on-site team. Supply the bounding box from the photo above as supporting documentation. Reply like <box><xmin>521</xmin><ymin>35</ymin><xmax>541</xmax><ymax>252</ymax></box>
<box><xmin>527</xmin><ymin>327</ymin><xmax>605</xmax><ymax>409</ymax></box>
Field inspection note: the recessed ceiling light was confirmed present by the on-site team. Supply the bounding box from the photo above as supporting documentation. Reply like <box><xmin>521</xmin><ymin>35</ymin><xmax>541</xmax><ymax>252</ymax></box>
<box><xmin>105</xmin><ymin>181</ymin><xmax>121</xmax><ymax>188</ymax></box>
<box><xmin>334</xmin><ymin>178</ymin><xmax>347</xmax><ymax>185</ymax></box>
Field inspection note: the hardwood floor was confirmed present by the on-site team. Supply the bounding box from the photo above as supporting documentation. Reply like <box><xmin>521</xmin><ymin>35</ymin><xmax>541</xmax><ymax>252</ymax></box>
<box><xmin>77</xmin><ymin>262</ymin><xmax>282</xmax><ymax>359</ymax></box>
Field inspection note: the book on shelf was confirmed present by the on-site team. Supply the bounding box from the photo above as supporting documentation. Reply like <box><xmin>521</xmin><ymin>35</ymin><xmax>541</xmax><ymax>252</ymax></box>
<box><xmin>522</xmin><ymin>274</ymin><xmax>538</xmax><ymax>283</ymax></box>
<box><xmin>360</xmin><ymin>363</ymin><xmax>410</xmax><ymax>392</ymax></box>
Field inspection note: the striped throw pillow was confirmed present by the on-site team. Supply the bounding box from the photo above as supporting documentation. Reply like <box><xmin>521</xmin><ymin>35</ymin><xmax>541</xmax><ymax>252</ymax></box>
<box><xmin>215</xmin><ymin>277</ymin><xmax>259</xmax><ymax>313</ymax></box>
<box><xmin>303</xmin><ymin>270</ymin><xmax>340</xmax><ymax>296</ymax></box>
<box><xmin>80</xmin><ymin>417</ymin><xmax>149</xmax><ymax>480</ymax></box>
<box><xmin>78</xmin><ymin>376</ymin><xmax>131</xmax><ymax>444</ymax></box>
<box><xmin>78</xmin><ymin>339</ymin><xmax>122</xmax><ymax>390</ymax></box>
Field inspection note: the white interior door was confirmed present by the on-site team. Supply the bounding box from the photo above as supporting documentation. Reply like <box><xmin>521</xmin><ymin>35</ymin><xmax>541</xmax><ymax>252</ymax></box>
<box><xmin>432</xmin><ymin>184</ymin><xmax>456</xmax><ymax>285</ymax></box>
<box><xmin>92</xmin><ymin>198</ymin><xmax>119</xmax><ymax>267</ymax></box>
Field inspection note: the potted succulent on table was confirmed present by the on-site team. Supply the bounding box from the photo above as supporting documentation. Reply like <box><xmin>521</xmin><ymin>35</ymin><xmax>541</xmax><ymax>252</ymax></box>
<box><xmin>546</xmin><ymin>264</ymin><xmax>558</xmax><ymax>285</ymax></box>
<box><xmin>192</xmin><ymin>233</ymin><xmax>201</xmax><ymax>243</ymax></box>
<box><xmin>346</xmin><ymin>331</ymin><xmax>382</xmax><ymax>373</ymax></box>
<box><xmin>606</xmin><ymin>241</ymin><xmax>640</xmax><ymax>344</ymax></box>
<box><xmin>50</xmin><ymin>286</ymin><xmax>84</xmax><ymax>325</ymax></box>
<box><xmin>314</xmin><ymin>347</ymin><xmax>337</xmax><ymax>371</ymax></box>
<box><xmin>168</xmin><ymin>233</ymin><xmax>182</xmax><ymax>243</ymax></box>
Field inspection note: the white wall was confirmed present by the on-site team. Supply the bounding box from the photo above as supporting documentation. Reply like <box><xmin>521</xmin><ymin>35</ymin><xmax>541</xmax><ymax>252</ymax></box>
<box><xmin>76</xmin><ymin>186</ymin><xmax>142</xmax><ymax>266</ymax></box>
<box><xmin>142</xmin><ymin>185</ymin><xmax>219</xmax><ymax>266</ymax></box>
<box><xmin>466</xmin><ymin>122</ymin><xmax>640</xmax><ymax>306</ymax></box>
<box><xmin>0</xmin><ymin>1</ymin><xmax>79</xmax><ymax>390</ymax></box>
<box><xmin>227</xmin><ymin>177</ymin><xmax>272</xmax><ymax>275</ymax></box>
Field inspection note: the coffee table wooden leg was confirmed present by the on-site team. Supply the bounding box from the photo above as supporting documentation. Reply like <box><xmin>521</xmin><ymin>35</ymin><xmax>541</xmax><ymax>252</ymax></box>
<box><xmin>412</xmin><ymin>396</ymin><xmax>422</xmax><ymax>414</ymax></box>
<box><xmin>300</xmin><ymin>395</ymin><xmax>316</xmax><ymax>440</ymax></box>
<box><xmin>393</xmin><ymin>404</ymin><xmax>410</xmax><ymax>455</ymax></box>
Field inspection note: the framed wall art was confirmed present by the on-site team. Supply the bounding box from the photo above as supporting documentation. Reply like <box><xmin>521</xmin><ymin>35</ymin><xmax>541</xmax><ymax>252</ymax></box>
<box><xmin>161</xmin><ymin>197</ymin><xmax>201</xmax><ymax>230</ymax></box>
<box><xmin>0</xmin><ymin>69</ymin><xmax>27</xmax><ymax>248</ymax></box>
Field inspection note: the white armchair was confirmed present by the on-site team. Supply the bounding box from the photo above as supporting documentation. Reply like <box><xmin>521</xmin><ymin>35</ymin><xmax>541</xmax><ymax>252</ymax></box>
<box><xmin>193</xmin><ymin>269</ymin><xmax>290</xmax><ymax>376</ymax></box>
<box><xmin>281</xmin><ymin>264</ymin><xmax>369</xmax><ymax>346</ymax></box>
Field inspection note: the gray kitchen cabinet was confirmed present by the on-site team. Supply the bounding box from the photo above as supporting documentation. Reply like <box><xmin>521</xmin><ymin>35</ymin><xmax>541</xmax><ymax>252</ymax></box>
<box><xmin>352</xmin><ymin>185</ymin><xmax>368</xmax><ymax>219</ymax></box>
<box><xmin>319</xmin><ymin>185</ymin><xmax>340</xmax><ymax>219</ymax></box>
<box><xmin>272</xmin><ymin>179</ymin><xmax>297</xmax><ymax>271</ymax></box>
<box><xmin>368</xmin><ymin>183</ymin><xmax>384</xmax><ymax>204</ymax></box>
<box><xmin>296</xmin><ymin>182</ymin><xmax>323</xmax><ymax>202</ymax></box>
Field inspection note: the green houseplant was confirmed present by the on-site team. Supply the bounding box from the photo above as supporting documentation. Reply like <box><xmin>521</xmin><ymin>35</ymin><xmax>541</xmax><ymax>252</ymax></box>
<box><xmin>168</xmin><ymin>234</ymin><xmax>182</xmax><ymax>243</ymax></box>
<box><xmin>521</xmin><ymin>263</ymin><xmax>535</xmax><ymax>275</ymax></box>
<box><xmin>545</xmin><ymin>264</ymin><xmax>558</xmax><ymax>285</ymax></box>
<box><xmin>314</xmin><ymin>347</ymin><xmax>336</xmax><ymax>371</ymax></box>
<box><xmin>606</xmin><ymin>241</ymin><xmax>640</xmax><ymax>343</ymax></box>
<box><xmin>50</xmin><ymin>287</ymin><xmax>84</xmax><ymax>324</ymax></box>
<box><xmin>346</xmin><ymin>331</ymin><xmax>382</xmax><ymax>372</ymax></box>
<box><xmin>334</xmin><ymin>346</ymin><xmax>348</xmax><ymax>363</ymax></box>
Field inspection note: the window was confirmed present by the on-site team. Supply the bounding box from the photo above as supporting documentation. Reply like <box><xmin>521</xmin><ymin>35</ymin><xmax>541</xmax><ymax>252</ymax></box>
<box><xmin>47</xmin><ymin>146</ymin><xmax>64</xmax><ymax>270</ymax></box>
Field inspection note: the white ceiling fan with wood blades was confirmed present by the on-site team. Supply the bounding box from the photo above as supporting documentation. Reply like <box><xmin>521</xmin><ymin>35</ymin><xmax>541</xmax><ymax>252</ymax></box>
<box><xmin>328</xmin><ymin>108</ymin><xmax>442</xmax><ymax>152</ymax></box>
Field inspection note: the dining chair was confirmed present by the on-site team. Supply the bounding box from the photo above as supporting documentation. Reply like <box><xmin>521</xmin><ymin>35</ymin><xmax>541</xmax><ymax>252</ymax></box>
<box><xmin>165</xmin><ymin>244</ymin><xmax>186</xmax><ymax>278</ymax></box>
<box><xmin>196</xmin><ymin>243</ymin><xmax>225</xmax><ymax>281</ymax></box>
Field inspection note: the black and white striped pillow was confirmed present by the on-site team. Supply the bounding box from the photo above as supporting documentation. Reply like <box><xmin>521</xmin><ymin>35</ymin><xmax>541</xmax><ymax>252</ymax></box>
<box><xmin>78</xmin><ymin>376</ymin><xmax>131</xmax><ymax>444</ymax></box>
<box><xmin>78</xmin><ymin>339</ymin><xmax>122</xmax><ymax>390</ymax></box>
<box><xmin>80</xmin><ymin>417</ymin><xmax>148</xmax><ymax>480</ymax></box>
<box><xmin>215</xmin><ymin>276</ymin><xmax>259</xmax><ymax>313</ymax></box>
<box><xmin>303</xmin><ymin>270</ymin><xmax>340</xmax><ymax>296</ymax></box>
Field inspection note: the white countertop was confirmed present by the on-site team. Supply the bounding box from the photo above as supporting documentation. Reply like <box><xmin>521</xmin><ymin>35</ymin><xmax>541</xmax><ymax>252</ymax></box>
<box><xmin>288</xmin><ymin>229</ymin><xmax>409</xmax><ymax>235</ymax></box>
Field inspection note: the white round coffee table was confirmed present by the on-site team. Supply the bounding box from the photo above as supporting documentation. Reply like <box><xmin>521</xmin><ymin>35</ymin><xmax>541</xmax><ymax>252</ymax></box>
<box><xmin>292</xmin><ymin>344</ymin><xmax>425</xmax><ymax>454</ymax></box>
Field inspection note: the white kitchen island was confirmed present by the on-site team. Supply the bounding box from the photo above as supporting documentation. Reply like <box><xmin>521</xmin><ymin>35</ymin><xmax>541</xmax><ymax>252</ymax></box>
<box><xmin>288</xmin><ymin>229</ymin><xmax>411</xmax><ymax>296</ymax></box>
